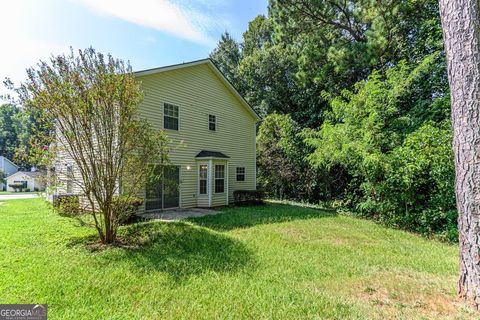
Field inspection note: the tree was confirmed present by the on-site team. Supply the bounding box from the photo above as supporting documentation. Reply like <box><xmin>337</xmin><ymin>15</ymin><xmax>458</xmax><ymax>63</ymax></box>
<box><xmin>14</xmin><ymin>48</ymin><xmax>169</xmax><ymax>244</ymax></box>
<box><xmin>439</xmin><ymin>0</ymin><xmax>480</xmax><ymax>308</ymax></box>
<box><xmin>0</xmin><ymin>104</ymin><xmax>20</xmax><ymax>160</ymax></box>
<box><xmin>209</xmin><ymin>32</ymin><xmax>242</xmax><ymax>87</ymax></box>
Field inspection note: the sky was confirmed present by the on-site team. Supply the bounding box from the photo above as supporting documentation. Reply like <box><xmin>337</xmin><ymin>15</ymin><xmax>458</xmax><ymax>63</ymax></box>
<box><xmin>0</xmin><ymin>0</ymin><xmax>268</xmax><ymax>97</ymax></box>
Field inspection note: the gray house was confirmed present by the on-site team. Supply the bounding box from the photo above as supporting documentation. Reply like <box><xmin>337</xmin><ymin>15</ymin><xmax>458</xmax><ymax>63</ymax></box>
<box><xmin>0</xmin><ymin>156</ymin><xmax>19</xmax><ymax>190</ymax></box>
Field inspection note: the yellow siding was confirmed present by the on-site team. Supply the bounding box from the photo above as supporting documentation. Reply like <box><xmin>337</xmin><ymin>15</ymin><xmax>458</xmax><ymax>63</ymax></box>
<box><xmin>138</xmin><ymin>63</ymin><xmax>257</xmax><ymax>208</ymax></box>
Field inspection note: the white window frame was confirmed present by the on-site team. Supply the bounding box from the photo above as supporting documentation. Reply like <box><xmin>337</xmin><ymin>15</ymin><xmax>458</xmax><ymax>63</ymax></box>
<box><xmin>163</xmin><ymin>103</ymin><xmax>179</xmax><ymax>131</ymax></box>
<box><xmin>199</xmin><ymin>164</ymin><xmax>208</xmax><ymax>195</ymax></box>
<box><xmin>214</xmin><ymin>164</ymin><xmax>225</xmax><ymax>194</ymax></box>
<box><xmin>236</xmin><ymin>167</ymin><xmax>245</xmax><ymax>181</ymax></box>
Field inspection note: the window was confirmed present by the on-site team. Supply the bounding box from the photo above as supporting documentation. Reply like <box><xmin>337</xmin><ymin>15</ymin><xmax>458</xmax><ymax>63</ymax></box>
<box><xmin>199</xmin><ymin>165</ymin><xmax>208</xmax><ymax>195</ymax></box>
<box><xmin>209</xmin><ymin>114</ymin><xmax>216</xmax><ymax>131</ymax></box>
<box><xmin>66</xmin><ymin>165</ymin><xmax>73</xmax><ymax>194</ymax></box>
<box><xmin>215</xmin><ymin>165</ymin><xmax>225</xmax><ymax>193</ymax></box>
<box><xmin>164</xmin><ymin>103</ymin><xmax>179</xmax><ymax>130</ymax></box>
<box><xmin>236</xmin><ymin>167</ymin><xmax>245</xmax><ymax>181</ymax></box>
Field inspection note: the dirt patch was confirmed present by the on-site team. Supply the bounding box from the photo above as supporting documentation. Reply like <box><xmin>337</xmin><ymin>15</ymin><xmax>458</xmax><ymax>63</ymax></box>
<box><xmin>350</xmin><ymin>270</ymin><xmax>476</xmax><ymax>319</ymax></box>
<box><xmin>282</xmin><ymin>227</ymin><xmax>309</xmax><ymax>240</ymax></box>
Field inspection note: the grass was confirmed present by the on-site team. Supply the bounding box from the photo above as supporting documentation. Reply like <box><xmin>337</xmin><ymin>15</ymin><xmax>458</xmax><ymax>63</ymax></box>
<box><xmin>0</xmin><ymin>199</ymin><xmax>474</xmax><ymax>319</ymax></box>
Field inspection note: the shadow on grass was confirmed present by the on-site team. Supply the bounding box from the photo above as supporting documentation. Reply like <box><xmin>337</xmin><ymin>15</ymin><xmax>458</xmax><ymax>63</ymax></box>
<box><xmin>188</xmin><ymin>203</ymin><xmax>337</xmax><ymax>231</ymax></box>
<box><xmin>67</xmin><ymin>221</ymin><xmax>254</xmax><ymax>281</ymax></box>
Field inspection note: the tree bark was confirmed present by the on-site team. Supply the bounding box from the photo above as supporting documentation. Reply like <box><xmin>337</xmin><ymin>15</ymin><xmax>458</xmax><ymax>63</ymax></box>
<box><xmin>439</xmin><ymin>0</ymin><xmax>480</xmax><ymax>309</ymax></box>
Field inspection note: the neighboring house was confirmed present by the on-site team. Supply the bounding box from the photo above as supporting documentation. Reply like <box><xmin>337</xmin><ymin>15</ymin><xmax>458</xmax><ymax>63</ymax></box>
<box><xmin>0</xmin><ymin>156</ymin><xmax>19</xmax><ymax>191</ymax></box>
<box><xmin>6</xmin><ymin>171</ymin><xmax>45</xmax><ymax>192</ymax></box>
<box><xmin>54</xmin><ymin>59</ymin><xmax>260</xmax><ymax>211</ymax></box>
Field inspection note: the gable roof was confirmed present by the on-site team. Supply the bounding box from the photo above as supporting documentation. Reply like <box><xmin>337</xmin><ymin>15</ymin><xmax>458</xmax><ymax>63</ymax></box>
<box><xmin>0</xmin><ymin>156</ymin><xmax>19</xmax><ymax>169</ymax></box>
<box><xmin>6</xmin><ymin>171</ymin><xmax>43</xmax><ymax>180</ymax></box>
<box><xmin>134</xmin><ymin>59</ymin><xmax>261</xmax><ymax>121</ymax></box>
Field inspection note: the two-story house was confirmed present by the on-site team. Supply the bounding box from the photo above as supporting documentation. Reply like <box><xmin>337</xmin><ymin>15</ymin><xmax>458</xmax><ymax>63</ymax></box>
<box><xmin>55</xmin><ymin>59</ymin><xmax>260</xmax><ymax>211</ymax></box>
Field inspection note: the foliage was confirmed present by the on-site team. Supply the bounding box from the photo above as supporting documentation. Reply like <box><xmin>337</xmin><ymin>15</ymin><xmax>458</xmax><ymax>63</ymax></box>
<box><xmin>257</xmin><ymin>114</ymin><xmax>324</xmax><ymax>202</ymax></box>
<box><xmin>232</xmin><ymin>190</ymin><xmax>264</xmax><ymax>205</ymax></box>
<box><xmin>111</xmin><ymin>195</ymin><xmax>143</xmax><ymax>225</ymax></box>
<box><xmin>209</xmin><ymin>0</ymin><xmax>454</xmax><ymax>240</ymax></box>
<box><xmin>306</xmin><ymin>54</ymin><xmax>454</xmax><ymax>239</ymax></box>
<box><xmin>53</xmin><ymin>194</ymin><xmax>80</xmax><ymax>217</ymax></box>
<box><xmin>14</xmin><ymin>47</ymin><xmax>169</xmax><ymax>244</ymax></box>
<box><xmin>8</xmin><ymin>183</ymin><xmax>25</xmax><ymax>192</ymax></box>
<box><xmin>0</xmin><ymin>104</ymin><xmax>38</xmax><ymax>168</ymax></box>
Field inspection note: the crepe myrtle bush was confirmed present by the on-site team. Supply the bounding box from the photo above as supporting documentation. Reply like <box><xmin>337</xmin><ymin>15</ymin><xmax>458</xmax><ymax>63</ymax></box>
<box><xmin>10</xmin><ymin>47</ymin><xmax>170</xmax><ymax>244</ymax></box>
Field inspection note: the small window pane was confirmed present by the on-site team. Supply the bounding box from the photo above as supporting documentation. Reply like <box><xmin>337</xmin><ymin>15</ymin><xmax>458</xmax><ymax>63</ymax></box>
<box><xmin>200</xmin><ymin>180</ymin><xmax>207</xmax><ymax>194</ymax></box>
<box><xmin>215</xmin><ymin>164</ymin><xmax>225</xmax><ymax>193</ymax></box>
<box><xmin>209</xmin><ymin>114</ymin><xmax>216</xmax><ymax>131</ymax></box>
<box><xmin>199</xmin><ymin>165</ymin><xmax>207</xmax><ymax>179</ymax></box>
<box><xmin>199</xmin><ymin>165</ymin><xmax>208</xmax><ymax>194</ymax></box>
<box><xmin>236</xmin><ymin>167</ymin><xmax>245</xmax><ymax>181</ymax></box>
<box><xmin>215</xmin><ymin>165</ymin><xmax>224</xmax><ymax>179</ymax></box>
<box><xmin>215</xmin><ymin>179</ymin><xmax>224</xmax><ymax>193</ymax></box>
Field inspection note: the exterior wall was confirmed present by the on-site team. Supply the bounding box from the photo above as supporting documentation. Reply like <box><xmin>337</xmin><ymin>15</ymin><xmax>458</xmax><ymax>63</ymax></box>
<box><xmin>5</xmin><ymin>173</ymin><xmax>44</xmax><ymax>192</ymax></box>
<box><xmin>138</xmin><ymin>63</ymin><xmax>257</xmax><ymax>208</ymax></box>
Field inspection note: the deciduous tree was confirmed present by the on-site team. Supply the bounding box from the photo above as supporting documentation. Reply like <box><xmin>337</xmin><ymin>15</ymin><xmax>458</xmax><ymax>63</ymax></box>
<box><xmin>14</xmin><ymin>48</ymin><xmax>169</xmax><ymax>244</ymax></box>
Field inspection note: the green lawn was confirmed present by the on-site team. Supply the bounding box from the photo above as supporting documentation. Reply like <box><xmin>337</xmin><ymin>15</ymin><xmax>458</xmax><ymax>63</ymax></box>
<box><xmin>0</xmin><ymin>199</ymin><xmax>474</xmax><ymax>319</ymax></box>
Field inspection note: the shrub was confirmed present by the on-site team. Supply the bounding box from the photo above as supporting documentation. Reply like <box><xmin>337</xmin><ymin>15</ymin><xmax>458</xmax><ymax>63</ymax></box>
<box><xmin>233</xmin><ymin>190</ymin><xmax>264</xmax><ymax>205</ymax></box>
<box><xmin>53</xmin><ymin>194</ymin><xmax>80</xmax><ymax>217</ymax></box>
<box><xmin>25</xmin><ymin>189</ymin><xmax>31</xmax><ymax>192</ymax></box>
<box><xmin>112</xmin><ymin>195</ymin><xmax>143</xmax><ymax>225</ymax></box>
<box><xmin>8</xmin><ymin>183</ymin><xmax>24</xmax><ymax>192</ymax></box>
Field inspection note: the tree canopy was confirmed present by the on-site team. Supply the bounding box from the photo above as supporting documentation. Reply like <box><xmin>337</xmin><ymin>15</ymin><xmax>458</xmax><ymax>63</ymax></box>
<box><xmin>211</xmin><ymin>0</ymin><xmax>453</xmax><ymax>240</ymax></box>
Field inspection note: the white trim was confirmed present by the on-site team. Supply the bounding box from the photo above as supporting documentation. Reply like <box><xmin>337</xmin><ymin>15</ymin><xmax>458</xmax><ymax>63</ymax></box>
<box><xmin>208</xmin><ymin>159</ymin><xmax>212</xmax><ymax>207</ymax></box>
<box><xmin>197</xmin><ymin>163</ymin><xmax>208</xmax><ymax>197</ymax></box>
<box><xmin>5</xmin><ymin>171</ymin><xmax>34</xmax><ymax>180</ymax></box>
<box><xmin>225</xmin><ymin>164</ymin><xmax>229</xmax><ymax>205</ymax></box>
<box><xmin>135</xmin><ymin>59</ymin><xmax>261</xmax><ymax>122</ymax></box>
<box><xmin>178</xmin><ymin>166</ymin><xmax>182</xmax><ymax>208</ymax></box>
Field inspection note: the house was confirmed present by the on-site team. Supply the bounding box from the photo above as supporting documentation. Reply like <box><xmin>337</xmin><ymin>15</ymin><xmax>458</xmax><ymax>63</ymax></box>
<box><xmin>0</xmin><ymin>156</ymin><xmax>19</xmax><ymax>190</ymax></box>
<box><xmin>54</xmin><ymin>59</ymin><xmax>260</xmax><ymax>211</ymax></box>
<box><xmin>5</xmin><ymin>171</ymin><xmax>45</xmax><ymax>192</ymax></box>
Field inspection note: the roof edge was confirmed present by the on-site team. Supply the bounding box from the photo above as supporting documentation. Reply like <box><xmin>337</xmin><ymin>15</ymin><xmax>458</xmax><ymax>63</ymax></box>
<box><xmin>0</xmin><ymin>156</ymin><xmax>19</xmax><ymax>168</ymax></box>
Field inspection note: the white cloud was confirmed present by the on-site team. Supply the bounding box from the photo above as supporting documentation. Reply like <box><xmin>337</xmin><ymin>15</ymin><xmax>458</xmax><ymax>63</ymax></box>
<box><xmin>0</xmin><ymin>0</ymin><xmax>69</xmax><ymax>100</ymax></box>
<box><xmin>75</xmin><ymin>0</ymin><xmax>216</xmax><ymax>45</ymax></box>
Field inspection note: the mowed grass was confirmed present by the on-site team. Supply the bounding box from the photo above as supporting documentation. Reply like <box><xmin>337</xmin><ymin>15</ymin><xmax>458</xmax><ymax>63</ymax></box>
<box><xmin>0</xmin><ymin>199</ymin><xmax>474</xmax><ymax>319</ymax></box>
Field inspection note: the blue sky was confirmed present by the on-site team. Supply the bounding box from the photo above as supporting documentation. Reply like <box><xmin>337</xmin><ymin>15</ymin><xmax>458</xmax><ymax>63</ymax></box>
<box><xmin>0</xmin><ymin>0</ymin><xmax>268</xmax><ymax>95</ymax></box>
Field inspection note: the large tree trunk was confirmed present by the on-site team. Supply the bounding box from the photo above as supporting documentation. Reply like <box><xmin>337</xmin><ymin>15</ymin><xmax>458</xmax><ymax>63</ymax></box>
<box><xmin>439</xmin><ymin>0</ymin><xmax>480</xmax><ymax>309</ymax></box>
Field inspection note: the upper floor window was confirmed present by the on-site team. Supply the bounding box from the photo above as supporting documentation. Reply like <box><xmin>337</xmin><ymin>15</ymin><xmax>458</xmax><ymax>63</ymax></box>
<box><xmin>209</xmin><ymin>114</ymin><xmax>216</xmax><ymax>131</ymax></box>
<box><xmin>215</xmin><ymin>164</ymin><xmax>225</xmax><ymax>193</ymax></box>
<box><xmin>164</xmin><ymin>103</ymin><xmax>179</xmax><ymax>130</ymax></box>
<box><xmin>236</xmin><ymin>167</ymin><xmax>245</xmax><ymax>181</ymax></box>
